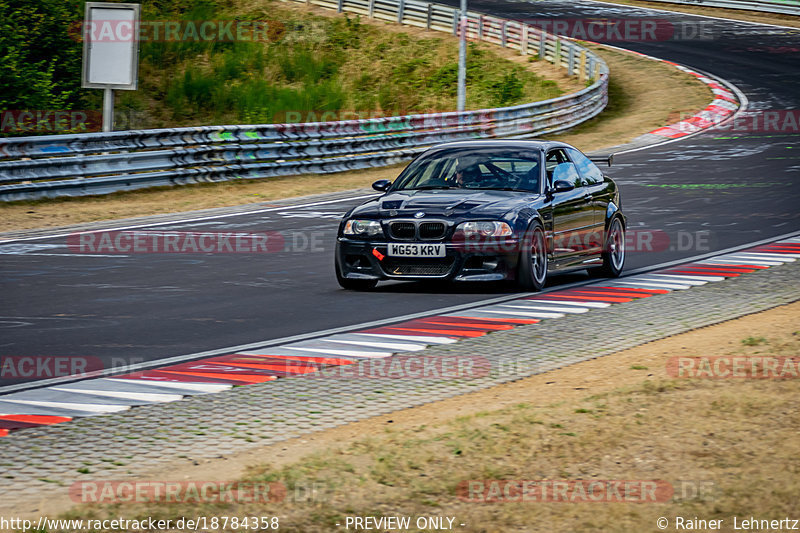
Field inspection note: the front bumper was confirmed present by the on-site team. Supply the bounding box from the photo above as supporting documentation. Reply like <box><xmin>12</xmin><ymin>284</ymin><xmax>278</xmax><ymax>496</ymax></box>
<box><xmin>336</xmin><ymin>237</ymin><xmax>522</xmax><ymax>282</ymax></box>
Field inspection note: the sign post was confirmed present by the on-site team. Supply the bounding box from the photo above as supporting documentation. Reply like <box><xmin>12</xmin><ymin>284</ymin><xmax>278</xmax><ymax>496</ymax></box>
<box><xmin>81</xmin><ymin>2</ymin><xmax>140</xmax><ymax>132</ymax></box>
<box><xmin>457</xmin><ymin>0</ymin><xmax>467</xmax><ymax>113</ymax></box>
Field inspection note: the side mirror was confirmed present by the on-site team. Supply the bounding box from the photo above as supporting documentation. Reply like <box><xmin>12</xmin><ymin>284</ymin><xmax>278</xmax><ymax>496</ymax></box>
<box><xmin>552</xmin><ymin>180</ymin><xmax>575</xmax><ymax>193</ymax></box>
<box><xmin>372</xmin><ymin>179</ymin><xmax>392</xmax><ymax>192</ymax></box>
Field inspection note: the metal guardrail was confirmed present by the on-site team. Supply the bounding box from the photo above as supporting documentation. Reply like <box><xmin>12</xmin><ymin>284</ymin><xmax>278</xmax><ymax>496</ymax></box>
<box><xmin>639</xmin><ymin>0</ymin><xmax>800</xmax><ymax>16</ymax></box>
<box><xmin>0</xmin><ymin>0</ymin><xmax>608</xmax><ymax>202</ymax></box>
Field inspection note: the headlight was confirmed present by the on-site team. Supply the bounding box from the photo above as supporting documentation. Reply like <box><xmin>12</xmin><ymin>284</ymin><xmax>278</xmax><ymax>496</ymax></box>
<box><xmin>343</xmin><ymin>219</ymin><xmax>384</xmax><ymax>237</ymax></box>
<box><xmin>455</xmin><ymin>221</ymin><xmax>513</xmax><ymax>238</ymax></box>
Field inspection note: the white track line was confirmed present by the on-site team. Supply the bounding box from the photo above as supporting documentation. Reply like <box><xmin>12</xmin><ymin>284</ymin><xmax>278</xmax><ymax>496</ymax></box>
<box><xmin>107</xmin><ymin>378</ymin><xmax>231</xmax><ymax>392</ymax></box>
<box><xmin>278</xmin><ymin>347</ymin><xmax>394</xmax><ymax>358</ymax></box>
<box><xmin>525</xmin><ymin>299</ymin><xmax>611</xmax><ymax>308</ymax></box>
<box><xmin>633</xmin><ymin>276</ymin><xmax>708</xmax><ymax>285</ymax></box>
<box><xmin>476</xmin><ymin>309</ymin><xmax>566</xmax><ymax>319</ymax></box>
<box><xmin>649</xmin><ymin>273</ymin><xmax>726</xmax><ymax>282</ymax></box>
<box><xmin>50</xmin><ymin>387</ymin><xmax>182</xmax><ymax>403</ymax></box>
<box><xmin>612</xmin><ymin>280</ymin><xmax>692</xmax><ymax>289</ymax></box>
<box><xmin>0</xmin><ymin>399</ymin><xmax>130</xmax><ymax>413</ymax></box>
<box><xmin>322</xmin><ymin>339</ymin><xmax>427</xmax><ymax>351</ymax></box>
<box><xmin>352</xmin><ymin>333</ymin><xmax>459</xmax><ymax>344</ymax></box>
<box><xmin>721</xmin><ymin>253</ymin><xmax>797</xmax><ymax>261</ymax></box>
<box><xmin>494</xmin><ymin>304</ymin><xmax>590</xmax><ymax>314</ymax></box>
<box><xmin>0</xmin><ymin>194</ymin><xmax>378</xmax><ymax>244</ymax></box>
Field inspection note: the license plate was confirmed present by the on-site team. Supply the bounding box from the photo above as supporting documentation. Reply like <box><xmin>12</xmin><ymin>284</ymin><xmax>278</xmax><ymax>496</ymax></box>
<box><xmin>387</xmin><ymin>243</ymin><xmax>446</xmax><ymax>258</ymax></box>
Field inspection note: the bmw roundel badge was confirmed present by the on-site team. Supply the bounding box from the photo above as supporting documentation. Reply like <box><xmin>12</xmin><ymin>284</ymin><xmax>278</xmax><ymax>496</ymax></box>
<box><xmin>414</xmin><ymin>212</ymin><xmax>425</xmax><ymax>218</ymax></box>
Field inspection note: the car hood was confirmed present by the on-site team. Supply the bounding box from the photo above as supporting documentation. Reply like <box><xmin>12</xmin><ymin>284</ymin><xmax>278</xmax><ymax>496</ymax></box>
<box><xmin>351</xmin><ymin>189</ymin><xmax>540</xmax><ymax>219</ymax></box>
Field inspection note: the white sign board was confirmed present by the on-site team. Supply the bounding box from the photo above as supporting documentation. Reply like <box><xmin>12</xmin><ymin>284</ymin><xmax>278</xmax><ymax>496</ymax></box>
<box><xmin>82</xmin><ymin>2</ymin><xmax>140</xmax><ymax>89</ymax></box>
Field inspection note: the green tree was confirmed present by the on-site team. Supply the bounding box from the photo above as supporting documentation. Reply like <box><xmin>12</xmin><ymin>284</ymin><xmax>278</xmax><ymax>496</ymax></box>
<box><xmin>0</xmin><ymin>0</ymin><xmax>84</xmax><ymax>110</ymax></box>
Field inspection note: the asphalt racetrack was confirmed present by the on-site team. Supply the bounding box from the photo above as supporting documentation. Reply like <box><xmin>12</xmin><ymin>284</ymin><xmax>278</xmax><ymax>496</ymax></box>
<box><xmin>1</xmin><ymin>0</ymin><xmax>798</xmax><ymax>388</ymax></box>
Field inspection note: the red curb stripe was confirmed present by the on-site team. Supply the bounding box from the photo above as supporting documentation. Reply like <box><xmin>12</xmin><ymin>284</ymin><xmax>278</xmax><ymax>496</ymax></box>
<box><xmin>113</xmin><ymin>370</ymin><xmax>245</xmax><ymax>384</ymax></box>
<box><xmin>592</xmin><ymin>286</ymin><xmax>671</xmax><ymax>294</ymax></box>
<box><xmin>368</xmin><ymin>326</ymin><xmax>486</xmax><ymax>337</ymax></box>
<box><xmin>395</xmin><ymin>319</ymin><xmax>498</xmax><ymax>332</ymax></box>
<box><xmin>681</xmin><ymin>264</ymin><xmax>759</xmax><ymax>273</ymax></box>
<box><xmin>209</xmin><ymin>361</ymin><xmax>321</xmax><ymax>375</ymax></box>
<box><xmin>0</xmin><ymin>420</ymin><xmax>52</xmax><ymax>430</ymax></box>
<box><xmin>0</xmin><ymin>415</ymin><xmax>72</xmax><ymax>431</ymax></box>
<box><xmin>571</xmin><ymin>287</ymin><xmax>655</xmax><ymax>298</ymax></box>
<box><xmin>752</xmin><ymin>246</ymin><xmax>800</xmax><ymax>253</ymax></box>
<box><xmin>202</xmin><ymin>354</ymin><xmax>338</xmax><ymax>369</ymax></box>
<box><xmin>706</xmin><ymin>104</ymin><xmax>734</xmax><ymax>116</ymax></box>
<box><xmin>420</xmin><ymin>316</ymin><xmax>523</xmax><ymax>326</ymax></box>
<box><xmin>662</xmin><ymin>266</ymin><xmax>749</xmax><ymax>274</ymax></box>
<box><xmin>441</xmin><ymin>316</ymin><xmax>540</xmax><ymax>325</ymax></box>
<box><xmin>696</xmin><ymin>263</ymin><xmax>768</xmax><ymax>270</ymax></box>
<box><xmin>236</xmin><ymin>354</ymin><xmax>355</xmax><ymax>365</ymax></box>
<box><xmin>159</xmin><ymin>370</ymin><xmax>277</xmax><ymax>384</ymax></box>
<box><xmin>415</xmin><ymin>318</ymin><xmax>514</xmax><ymax>331</ymax></box>
<box><xmin>528</xmin><ymin>294</ymin><xmax>633</xmax><ymax>303</ymax></box>
<box><xmin>568</xmin><ymin>289</ymin><xmax>653</xmax><ymax>299</ymax></box>
<box><xmin>660</xmin><ymin>269</ymin><xmax>740</xmax><ymax>277</ymax></box>
<box><xmin>660</xmin><ymin>268</ymin><xmax>742</xmax><ymax>275</ymax></box>
<box><xmin>0</xmin><ymin>414</ymin><xmax>73</xmax><ymax>424</ymax></box>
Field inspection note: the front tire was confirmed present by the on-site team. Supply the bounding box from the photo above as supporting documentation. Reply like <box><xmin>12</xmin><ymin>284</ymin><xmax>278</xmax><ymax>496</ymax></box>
<box><xmin>592</xmin><ymin>216</ymin><xmax>625</xmax><ymax>278</ymax></box>
<box><xmin>517</xmin><ymin>222</ymin><xmax>548</xmax><ymax>291</ymax></box>
<box><xmin>335</xmin><ymin>259</ymin><xmax>378</xmax><ymax>291</ymax></box>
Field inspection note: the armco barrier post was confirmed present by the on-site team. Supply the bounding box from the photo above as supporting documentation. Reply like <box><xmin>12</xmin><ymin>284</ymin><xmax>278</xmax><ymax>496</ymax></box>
<box><xmin>538</xmin><ymin>30</ymin><xmax>546</xmax><ymax>59</ymax></box>
<box><xmin>426</xmin><ymin>3</ymin><xmax>432</xmax><ymax>30</ymax></box>
<box><xmin>567</xmin><ymin>44</ymin><xmax>575</xmax><ymax>76</ymax></box>
<box><xmin>579</xmin><ymin>50</ymin><xmax>587</xmax><ymax>83</ymax></box>
<box><xmin>521</xmin><ymin>25</ymin><xmax>528</xmax><ymax>55</ymax></box>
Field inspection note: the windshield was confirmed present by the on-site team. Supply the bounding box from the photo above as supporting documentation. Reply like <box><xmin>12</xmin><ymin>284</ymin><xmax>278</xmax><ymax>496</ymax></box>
<box><xmin>392</xmin><ymin>148</ymin><xmax>543</xmax><ymax>193</ymax></box>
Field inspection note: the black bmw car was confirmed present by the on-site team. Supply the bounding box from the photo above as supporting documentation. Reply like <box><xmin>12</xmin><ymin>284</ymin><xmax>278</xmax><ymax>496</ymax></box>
<box><xmin>335</xmin><ymin>140</ymin><xmax>625</xmax><ymax>291</ymax></box>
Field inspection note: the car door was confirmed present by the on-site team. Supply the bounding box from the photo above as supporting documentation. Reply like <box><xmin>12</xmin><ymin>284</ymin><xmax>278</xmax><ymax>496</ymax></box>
<box><xmin>566</xmin><ymin>147</ymin><xmax>607</xmax><ymax>255</ymax></box>
<box><xmin>545</xmin><ymin>148</ymin><xmax>595</xmax><ymax>265</ymax></box>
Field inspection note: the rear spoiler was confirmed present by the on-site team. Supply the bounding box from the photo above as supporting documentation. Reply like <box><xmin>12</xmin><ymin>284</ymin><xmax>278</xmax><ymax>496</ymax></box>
<box><xmin>589</xmin><ymin>154</ymin><xmax>614</xmax><ymax>167</ymax></box>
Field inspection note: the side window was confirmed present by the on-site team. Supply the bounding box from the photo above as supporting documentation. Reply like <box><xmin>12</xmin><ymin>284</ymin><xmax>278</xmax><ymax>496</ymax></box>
<box><xmin>567</xmin><ymin>148</ymin><xmax>604</xmax><ymax>185</ymax></box>
<box><xmin>546</xmin><ymin>149</ymin><xmax>580</xmax><ymax>187</ymax></box>
<box><xmin>545</xmin><ymin>149</ymin><xmax>568</xmax><ymax>185</ymax></box>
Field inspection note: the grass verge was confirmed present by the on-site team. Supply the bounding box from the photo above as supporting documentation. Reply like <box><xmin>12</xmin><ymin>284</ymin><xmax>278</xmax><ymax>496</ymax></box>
<box><xmin>0</xmin><ymin>41</ymin><xmax>712</xmax><ymax>234</ymax></box>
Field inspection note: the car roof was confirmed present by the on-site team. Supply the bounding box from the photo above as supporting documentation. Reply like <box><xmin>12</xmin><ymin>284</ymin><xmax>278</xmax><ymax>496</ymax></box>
<box><xmin>425</xmin><ymin>139</ymin><xmax>576</xmax><ymax>152</ymax></box>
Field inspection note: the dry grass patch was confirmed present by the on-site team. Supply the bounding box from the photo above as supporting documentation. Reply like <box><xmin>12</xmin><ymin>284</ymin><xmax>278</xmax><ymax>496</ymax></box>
<box><xmin>551</xmin><ymin>43</ymin><xmax>712</xmax><ymax>151</ymax></box>
<box><xmin>49</xmin><ymin>302</ymin><xmax>800</xmax><ymax>531</ymax></box>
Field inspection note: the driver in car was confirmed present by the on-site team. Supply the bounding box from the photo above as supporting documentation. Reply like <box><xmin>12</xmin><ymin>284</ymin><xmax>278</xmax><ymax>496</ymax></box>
<box><xmin>454</xmin><ymin>163</ymin><xmax>482</xmax><ymax>188</ymax></box>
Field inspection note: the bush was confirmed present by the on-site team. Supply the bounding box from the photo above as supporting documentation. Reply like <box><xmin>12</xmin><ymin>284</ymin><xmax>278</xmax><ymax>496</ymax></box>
<box><xmin>0</xmin><ymin>0</ymin><xmax>83</xmax><ymax>111</ymax></box>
